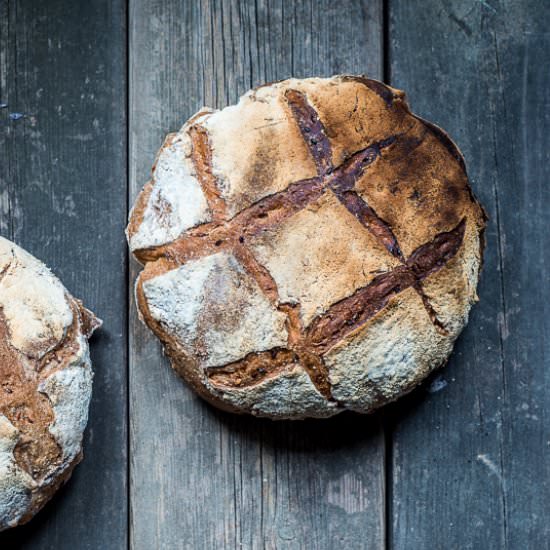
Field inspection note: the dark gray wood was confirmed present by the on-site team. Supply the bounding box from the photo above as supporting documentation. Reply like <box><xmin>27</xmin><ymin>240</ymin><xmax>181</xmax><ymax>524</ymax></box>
<box><xmin>388</xmin><ymin>1</ymin><xmax>550</xmax><ymax>548</ymax></box>
<box><xmin>129</xmin><ymin>1</ymin><xmax>385</xmax><ymax>548</ymax></box>
<box><xmin>2</xmin><ymin>1</ymin><xmax>547</xmax><ymax>547</ymax></box>
<box><xmin>0</xmin><ymin>0</ymin><xmax>127</xmax><ymax>548</ymax></box>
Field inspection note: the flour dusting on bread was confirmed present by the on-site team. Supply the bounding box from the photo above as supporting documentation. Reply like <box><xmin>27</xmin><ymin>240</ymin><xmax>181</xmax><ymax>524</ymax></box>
<box><xmin>0</xmin><ymin>237</ymin><xmax>100</xmax><ymax>530</ymax></box>
<box><xmin>128</xmin><ymin>75</ymin><xmax>486</xmax><ymax>419</ymax></box>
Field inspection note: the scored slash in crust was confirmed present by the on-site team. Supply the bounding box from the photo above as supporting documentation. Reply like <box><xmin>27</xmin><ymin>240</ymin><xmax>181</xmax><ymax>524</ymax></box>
<box><xmin>0</xmin><ymin>237</ymin><xmax>100</xmax><ymax>530</ymax></box>
<box><xmin>128</xmin><ymin>75</ymin><xmax>486</xmax><ymax>419</ymax></box>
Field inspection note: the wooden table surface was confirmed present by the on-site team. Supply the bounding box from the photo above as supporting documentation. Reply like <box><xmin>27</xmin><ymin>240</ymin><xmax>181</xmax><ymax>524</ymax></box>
<box><xmin>0</xmin><ymin>1</ymin><xmax>548</xmax><ymax>548</ymax></box>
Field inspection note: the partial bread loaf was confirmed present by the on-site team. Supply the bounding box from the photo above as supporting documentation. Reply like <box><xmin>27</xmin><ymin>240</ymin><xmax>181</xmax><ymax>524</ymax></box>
<box><xmin>128</xmin><ymin>75</ymin><xmax>486</xmax><ymax>420</ymax></box>
<box><xmin>0</xmin><ymin>237</ymin><xmax>100</xmax><ymax>530</ymax></box>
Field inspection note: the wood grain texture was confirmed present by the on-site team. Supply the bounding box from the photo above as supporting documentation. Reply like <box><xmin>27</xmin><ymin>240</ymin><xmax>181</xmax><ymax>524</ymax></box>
<box><xmin>129</xmin><ymin>1</ymin><xmax>385</xmax><ymax>548</ymax></box>
<box><xmin>0</xmin><ymin>0</ymin><xmax>127</xmax><ymax>548</ymax></box>
<box><xmin>0</xmin><ymin>1</ymin><xmax>547</xmax><ymax>547</ymax></box>
<box><xmin>388</xmin><ymin>1</ymin><xmax>550</xmax><ymax>549</ymax></box>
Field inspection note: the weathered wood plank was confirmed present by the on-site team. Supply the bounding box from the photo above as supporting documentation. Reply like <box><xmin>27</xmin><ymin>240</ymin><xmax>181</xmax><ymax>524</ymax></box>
<box><xmin>388</xmin><ymin>1</ymin><xmax>550</xmax><ymax>548</ymax></box>
<box><xmin>129</xmin><ymin>1</ymin><xmax>385</xmax><ymax>548</ymax></box>
<box><xmin>0</xmin><ymin>0</ymin><xmax>127</xmax><ymax>548</ymax></box>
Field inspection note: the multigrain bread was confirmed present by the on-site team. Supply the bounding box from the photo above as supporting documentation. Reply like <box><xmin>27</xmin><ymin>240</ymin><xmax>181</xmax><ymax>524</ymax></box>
<box><xmin>127</xmin><ymin>75</ymin><xmax>486</xmax><ymax>420</ymax></box>
<box><xmin>0</xmin><ymin>237</ymin><xmax>100</xmax><ymax>530</ymax></box>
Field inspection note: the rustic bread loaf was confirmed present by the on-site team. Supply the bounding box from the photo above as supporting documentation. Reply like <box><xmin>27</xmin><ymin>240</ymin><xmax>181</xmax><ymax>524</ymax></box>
<box><xmin>128</xmin><ymin>75</ymin><xmax>486</xmax><ymax>420</ymax></box>
<box><xmin>0</xmin><ymin>237</ymin><xmax>100</xmax><ymax>530</ymax></box>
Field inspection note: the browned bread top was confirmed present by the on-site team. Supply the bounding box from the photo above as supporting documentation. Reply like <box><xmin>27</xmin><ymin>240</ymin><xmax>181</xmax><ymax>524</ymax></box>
<box><xmin>0</xmin><ymin>238</ymin><xmax>100</xmax><ymax>530</ymax></box>
<box><xmin>128</xmin><ymin>75</ymin><xmax>486</xmax><ymax>419</ymax></box>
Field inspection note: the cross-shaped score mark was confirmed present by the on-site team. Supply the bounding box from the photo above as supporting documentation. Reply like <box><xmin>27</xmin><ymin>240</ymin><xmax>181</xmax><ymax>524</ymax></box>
<box><xmin>135</xmin><ymin>87</ymin><xmax>466</xmax><ymax>400</ymax></box>
<box><xmin>285</xmin><ymin>88</ymin><xmax>453</xmax><ymax>333</ymax></box>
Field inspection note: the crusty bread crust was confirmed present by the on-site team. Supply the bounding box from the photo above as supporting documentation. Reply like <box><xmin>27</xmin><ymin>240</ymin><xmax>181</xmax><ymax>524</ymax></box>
<box><xmin>0</xmin><ymin>237</ymin><xmax>100</xmax><ymax>530</ymax></box>
<box><xmin>128</xmin><ymin>75</ymin><xmax>486</xmax><ymax>419</ymax></box>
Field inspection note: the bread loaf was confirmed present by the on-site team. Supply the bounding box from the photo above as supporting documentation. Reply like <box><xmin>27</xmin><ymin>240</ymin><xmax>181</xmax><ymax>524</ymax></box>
<box><xmin>128</xmin><ymin>75</ymin><xmax>486</xmax><ymax>419</ymax></box>
<box><xmin>0</xmin><ymin>237</ymin><xmax>100</xmax><ymax>530</ymax></box>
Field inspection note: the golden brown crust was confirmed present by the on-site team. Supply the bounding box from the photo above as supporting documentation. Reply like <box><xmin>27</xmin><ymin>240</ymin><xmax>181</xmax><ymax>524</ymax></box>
<box><xmin>1</xmin><ymin>310</ymin><xmax>62</xmax><ymax>481</ymax></box>
<box><xmin>126</xmin><ymin>180</ymin><xmax>154</xmax><ymax>241</ymax></box>
<box><xmin>0</xmin><ymin>238</ymin><xmax>100</xmax><ymax>529</ymax></box>
<box><xmin>0</xmin><ymin>298</ymin><xmax>93</xmax><ymax>527</ymax></box>
<box><xmin>188</xmin><ymin>125</ymin><xmax>227</xmax><ymax>221</ymax></box>
<box><xmin>1</xmin><ymin>302</ymin><xmax>89</xmax><ymax>482</ymax></box>
<box><xmin>129</xmin><ymin>75</ymin><xmax>486</xmax><ymax>419</ymax></box>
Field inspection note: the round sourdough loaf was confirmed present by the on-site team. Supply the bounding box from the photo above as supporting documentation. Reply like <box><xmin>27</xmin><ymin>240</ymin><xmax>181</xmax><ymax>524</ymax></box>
<box><xmin>128</xmin><ymin>75</ymin><xmax>486</xmax><ymax>420</ymax></box>
<box><xmin>0</xmin><ymin>237</ymin><xmax>100</xmax><ymax>530</ymax></box>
